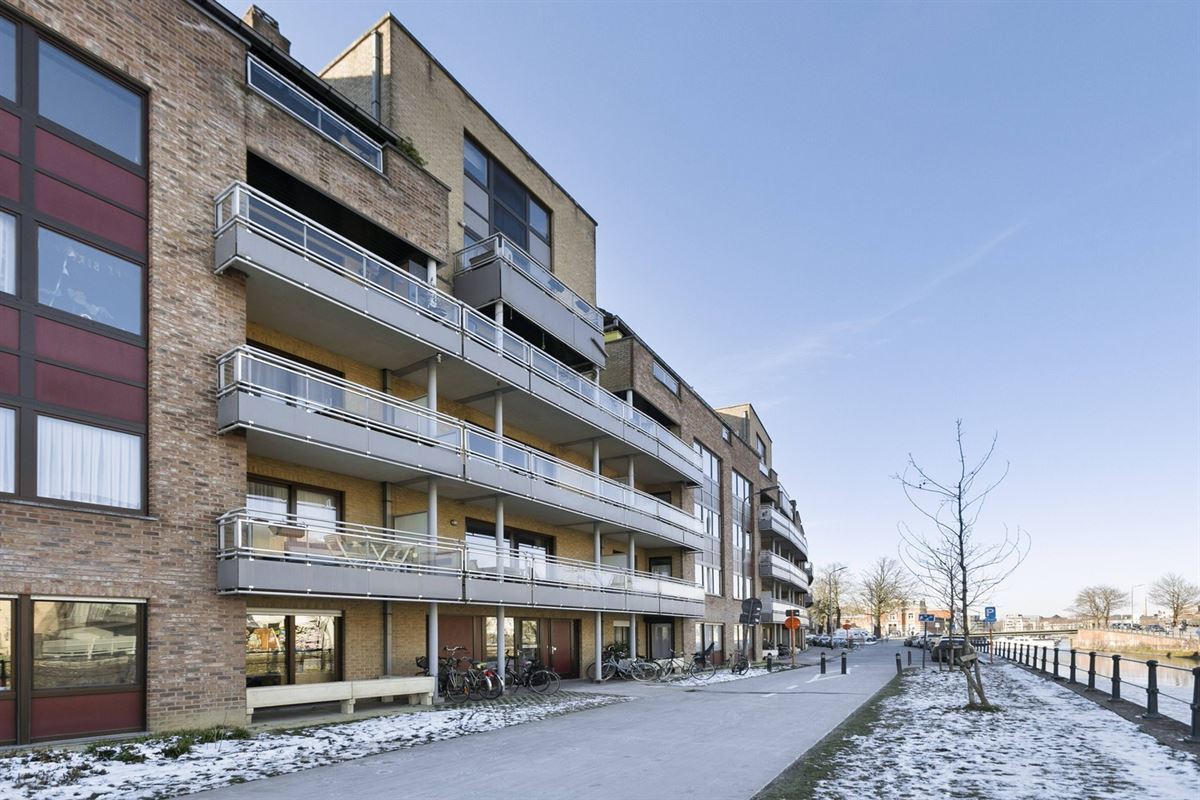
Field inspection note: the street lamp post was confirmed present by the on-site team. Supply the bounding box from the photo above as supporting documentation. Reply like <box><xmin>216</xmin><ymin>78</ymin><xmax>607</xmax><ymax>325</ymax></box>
<box><xmin>1129</xmin><ymin>584</ymin><xmax>1144</xmax><ymax>628</ymax></box>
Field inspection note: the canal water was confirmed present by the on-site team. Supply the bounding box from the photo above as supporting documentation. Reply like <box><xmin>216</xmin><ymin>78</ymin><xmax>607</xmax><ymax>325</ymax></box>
<box><xmin>1003</xmin><ymin>639</ymin><xmax>1196</xmax><ymax>726</ymax></box>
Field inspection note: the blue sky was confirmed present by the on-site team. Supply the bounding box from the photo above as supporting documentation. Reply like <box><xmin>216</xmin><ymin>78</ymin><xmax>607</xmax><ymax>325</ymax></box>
<box><xmin>235</xmin><ymin>1</ymin><xmax>1199</xmax><ymax>617</ymax></box>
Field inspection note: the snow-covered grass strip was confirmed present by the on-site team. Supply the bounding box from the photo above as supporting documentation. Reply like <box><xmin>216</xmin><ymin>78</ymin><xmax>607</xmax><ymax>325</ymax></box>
<box><xmin>806</xmin><ymin>662</ymin><xmax>1200</xmax><ymax>800</ymax></box>
<box><xmin>669</xmin><ymin>666</ymin><xmax>772</xmax><ymax>687</ymax></box>
<box><xmin>0</xmin><ymin>692</ymin><xmax>628</xmax><ymax>800</ymax></box>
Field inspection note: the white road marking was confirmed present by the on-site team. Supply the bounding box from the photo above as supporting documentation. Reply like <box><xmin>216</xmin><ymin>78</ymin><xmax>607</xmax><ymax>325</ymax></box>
<box><xmin>761</xmin><ymin>693</ymin><xmax>777</xmax><ymax>698</ymax></box>
<box><xmin>786</xmin><ymin>684</ymin><xmax>799</xmax><ymax>690</ymax></box>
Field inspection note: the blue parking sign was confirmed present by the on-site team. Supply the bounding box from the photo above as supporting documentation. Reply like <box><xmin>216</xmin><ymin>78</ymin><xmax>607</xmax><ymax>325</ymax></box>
<box><xmin>984</xmin><ymin>606</ymin><xmax>996</xmax><ymax>623</ymax></box>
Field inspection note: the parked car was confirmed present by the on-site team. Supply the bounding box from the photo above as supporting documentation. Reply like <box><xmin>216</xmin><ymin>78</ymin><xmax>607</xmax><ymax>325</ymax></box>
<box><xmin>932</xmin><ymin>636</ymin><xmax>967</xmax><ymax>664</ymax></box>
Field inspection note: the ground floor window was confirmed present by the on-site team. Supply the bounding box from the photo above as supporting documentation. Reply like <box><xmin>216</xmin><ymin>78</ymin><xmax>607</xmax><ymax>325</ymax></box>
<box><xmin>613</xmin><ymin>620</ymin><xmax>630</xmax><ymax>652</ymax></box>
<box><xmin>695</xmin><ymin>622</ymin><xmax>723</xmax><ymax>665</ymax></box>
<box><xmin>0</xmin><ymin>596</ymin><xmax>145</xmax><ymax>744</ymax></box>
<box><xmin>245</xmin><ymin>611</ymin><xmax>340</xmax><ymax>687</ymax></box>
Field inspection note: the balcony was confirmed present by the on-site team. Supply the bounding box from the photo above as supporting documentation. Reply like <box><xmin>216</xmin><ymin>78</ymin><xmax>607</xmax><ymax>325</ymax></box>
<box><xmin>217</xmin><ymin>347</ymin><xmax>705</xmax><ymax>550</ymax></box>
<box><xmin>454</xmin><ymin>234</ymin><xmax>607</xmax><ymax>369</ymax></box>
<box><xmin>758</xmin><ymin>504</ymin><xmax>808</xmax><ymax>559</ymax></box>
<box><xmin>758</xmin><ymin>552</ymin><xmax>811</xmax><ymax>592</ymax></box>
<box><xmin>217</xmin><ymin>510</ymin><xmax>705</xmax><ymax>617</ymax></box>
<box><xmin>759</xmin><ymin>594</ymin><xmax>808</xmax><ymax>625</ymax></box>
<box><xmin>213</xmin><ymin>184</ymin><xmax>700</xmax><ymax>487</ymax></box>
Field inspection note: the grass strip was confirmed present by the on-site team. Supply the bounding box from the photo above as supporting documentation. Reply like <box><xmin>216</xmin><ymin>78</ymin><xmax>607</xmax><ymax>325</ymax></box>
<box><xmin>753</xmin><ymin>672</ymin><xmax>906</xmax><ymax>800</ymax></box>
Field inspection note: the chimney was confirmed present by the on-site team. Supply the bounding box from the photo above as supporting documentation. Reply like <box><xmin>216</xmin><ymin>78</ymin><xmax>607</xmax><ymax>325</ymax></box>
<box><xmin>242</xmin><ymin>5</ymin><xmax>290</xmax><ymax>53</ymax></box>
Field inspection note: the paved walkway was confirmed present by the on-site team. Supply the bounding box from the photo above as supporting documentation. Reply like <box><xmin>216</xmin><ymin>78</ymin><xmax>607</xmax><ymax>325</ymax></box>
<box><xmin>194</xmin><ymin>644</ymin><xmax>904</xmax><ymax>800</ymax></box>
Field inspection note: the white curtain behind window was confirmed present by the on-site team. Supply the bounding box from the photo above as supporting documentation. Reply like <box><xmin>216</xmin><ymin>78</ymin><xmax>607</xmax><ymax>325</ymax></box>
<box><xmin>37</xmin><ymin>416</ymin><xmax>141</xmax><ymax>509</ymax></box>
<box><xmin>0</xmin><ymin>407</ymin><xmax>13</xmax><ymax>493</ymax></box>
<box><xmin>0</xmin><ymin>212</ymin><xmax>14</xmax><ymax>295</ymax></box>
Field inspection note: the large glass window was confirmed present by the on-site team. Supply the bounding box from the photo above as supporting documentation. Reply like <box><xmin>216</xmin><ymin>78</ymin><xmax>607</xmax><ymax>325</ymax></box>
<box><xmin>0</xmin><ymin>408</ymin><xmax>12</xmax><ymax>494</ymax></box>
<box><xmin>293</xmin><ymin>614</ymin><xmax>337</xmax><ymax>684</ymax></box>
<box><xmin>462</xmin><ymin>137</ymin><xmax>551</xmax><ymax>265</ymax></box>
<box><xmin>693</xmin><ymin>440</ymin><xmax>723</xmax><ymax>596</ymax></box>
<box><xmin>0</xmin><ymin>18</ymin><xmax>14</xmax><ymax>101</ymax></box>
<box><xmin>38</xmin><ymin>227</ymin><xmax>142</xmax><ymax>334</ymax></box>
<box><xmin>245</xmin><ymin>611</ymin><xmax>340</xmax><ymax>688</ymax></box>
<box><xmin>652</xmin><ymin>360</ymin><xmax>679</xmax><ymax>395</ymax></box>
<box><xmin>245</xmin><ymin>612</ymin><xmax>287</xmax><ymax>688</ymax></box>
<box><xmin>484</xmin><ymin>617</ymin><xmax>515</xmax><ymax>659</ymax></box>
<box><xmin>0</xmin><ymin>211</ymin><xmax>15</xmax><ymax>295</ymax></box>
<box><xmin>32</xmin><ymin>601</ymin><xmax>140</xmax><ymax>689</ymax></box>
<box><xmin>37</xmin><ymin>416</ymin><xmax>141</xmax><ymax>509</ymax></box>
<box><xmin>732</xmin><ymin>470</ymin><xmax>753</xmax><ymax>601</ymax></box>
<box><xmin>38</xmin><ymin>41</ymin><xmax>142</xmax><ymax>164</ymax></box>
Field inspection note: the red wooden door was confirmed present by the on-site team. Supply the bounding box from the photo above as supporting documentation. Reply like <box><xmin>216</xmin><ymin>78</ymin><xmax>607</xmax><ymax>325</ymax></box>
<box><xmin>548</xmin><ymin>619</ymin><xmax>576</xmax><ymax>677</ymax></box>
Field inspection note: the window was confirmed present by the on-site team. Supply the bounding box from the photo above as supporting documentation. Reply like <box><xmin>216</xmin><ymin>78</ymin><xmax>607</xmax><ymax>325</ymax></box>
<box><xmin>652</xmin><ymin>360</ymin><xmax>679</xmax><ymax>395</ymax></box>
<box><xmin>246</xmin><ymin>477</ymin><xmax>340</xmax><ymax>525</ymax></box>
<box><xmin>693</xmin><ymin>440</ymin><xmax>723</xmax><ymax>596</ymax></box>
<box><xmin>484</xmin><ymin>617</ymin><xmax>515</xmax><ymax>660</ymax></box>
<box><xmin>0</xmin><ymin>599</ymin><xmax>11</xmax><ymax>693</ymax></box>
<box><xmin>756</xmin><ymin>436</ymin><xmax>765</xmax><ymax>458</ymax></box>
<box><xmin>732</xmin><ymin>470</ymin><xmax>753</xmax><ymax>601</ymax></box>
<box><xmin>648</xmin><ymin>557</ymin><xmax>673</xmax><ymax>577</ymax></box>
<box><xmin>613</xmin><ymin>621</ymin><xmax>630</xmax><ymax>650</ymax></box>
<box><xmin>722</xmin><ymin>426</ymin><xmax>731</xmax><ymax>443</ymax></box>
<box><xmin>37</xmin><ymin>416</ymin><xmax>141</xmax><ymax>509</ymax></box>
<box><xmin>0</xmin><ymin>18</ymin><xmax>14</xmax><ymax>101</ymax></box>
<box><xmin>245</xmin><ymin>611</ymin><xmax>340</xmax><ymax>688</ymax></box>
<box><xmin>246</xmin><ymin>56</ymin><xmax>381</xmax><ymax>171</ymax></box>
<box><xmin>0</xmin><ymin>408</ymin><xmax>12</xmax><ymax>494</ymax></box>
<box><xmin>38</xmin><ymin>41</ymin><xmax>142</xmax><ymax>164</ymax></box>
<box><xmin>462</xmin><ymin>137</ymin><xmax>551</xmax><ymax>265</ymax></box>
<box><xmin>32</xmin><ymin>601</ymin><xmax>140</xmax><ymax>689</ymax></box>
<box><xmin>0</xmin><ymin>212</ymin><xmax>14</xmax><ymax>295</ymax></box>
<box><xmin>38</xmin><ymin>227</ymin><xmax>142</xmax><ymax>334</ymax></box>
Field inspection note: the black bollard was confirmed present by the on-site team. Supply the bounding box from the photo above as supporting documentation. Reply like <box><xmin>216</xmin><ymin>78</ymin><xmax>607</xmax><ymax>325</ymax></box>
<box><xmin>1188</xmin><ymin>667</ymin><xmax>1200</xmax><ymax>742</ymax></box>
<box><xmin>766</xmin><ymin>654</ymin><xmax>773</xmax><ymax>673</ymax></box>
<box><xmin>895</xmin><ymin>652</ymin><xmax>902</xmax><ymax>675</ymax></box>
<box><xmin>1145</xmin><ymin>660</ymin><xmax>1160</xmax><ymax>718</ymax></box>
<box><xmin>907</xmin><ymin>649</ymin><xmax>912</xmax><ymax>666</ymax></box>
<box><xmin>820</xmin><ymin>652</ymin><xmax>826</xmax><ymax>674</ymax></box>
<box><xmin>1087</xmin><ymin>651</ymin><xmax>1097</xmax><ymax>691</ymax></box>
<box><xmin>1111</xmin><ymin>655</ymin><xmax>1121</xmax><ymax>701</ymax></box>
<box><xmin>841</xmin><ymin>652</ymin><xmax>847</xmax><ymax>675</ymax></box>
<box><xmin>1041</xmin><ymin>646</ymin><xmax>1047</xmax><ymax>673</ymax></box>
<box><xmin>1053</xmin><ymin>647</ymin><xmax>1060</xmax><ymax>680</ymax></box>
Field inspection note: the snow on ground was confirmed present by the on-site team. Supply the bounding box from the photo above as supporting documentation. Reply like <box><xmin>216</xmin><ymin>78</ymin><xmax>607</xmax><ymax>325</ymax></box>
<box><xmin>670</xmin><ymin>666</ymin><xmax>771</xmax><ymax>687</ymax></box>
<box><xmin>810</xmin><ymin>662</ymin><xmax>1200</xmax><ymax>800</ymax></box>
<box><xmin>0</xmin><ymin>692</ymin><xmax>627</xmax><ymax>800</ymax></box>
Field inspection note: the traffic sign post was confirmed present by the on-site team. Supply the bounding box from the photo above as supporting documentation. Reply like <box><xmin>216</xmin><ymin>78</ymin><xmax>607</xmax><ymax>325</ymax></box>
<box><xmin>985</xmin><ymin>607</ymin><xmax>997</xmax><ymax>664</ymax></box>
<box><xmin>784</xmin><ymin>613</ymin><xmax>801</xmax><ymax>667</ymax></box>
<box><xmin>918</xmin><ymin>613</ymin><xmax>936</xmax><ymax>670</ymax></box>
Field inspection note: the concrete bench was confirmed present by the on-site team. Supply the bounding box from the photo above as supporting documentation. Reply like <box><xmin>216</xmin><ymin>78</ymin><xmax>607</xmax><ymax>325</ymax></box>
<box><xmin>246</xmin><ymin>676</ymin><xmax>435</xmax><ymax>716</ymax></box>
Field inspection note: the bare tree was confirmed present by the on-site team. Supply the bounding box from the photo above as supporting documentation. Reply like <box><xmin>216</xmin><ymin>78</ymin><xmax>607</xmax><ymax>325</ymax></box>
<box><xmin>854</xmin><ymin>557</ymin><xmax>913</xmax><ymax>637</ymax></box>
<box><xmin>1147</xmin><ymin>574</ymin><xmax>1199</xmax><ymax>628</ymax></box>
<box><xmin>895</xmin><ymin>420</ymin><xmax>1030</xmax><ymax>709</ymax></box>
<box><xmin>1070</xmin><ymin>585</ymin><xmax>1126</xmax><ymax>628</ymax></box>
<box><xmin>812</xmin><ymin>563</ymin><xmax>850</xmax><ymax>635</ymax></box>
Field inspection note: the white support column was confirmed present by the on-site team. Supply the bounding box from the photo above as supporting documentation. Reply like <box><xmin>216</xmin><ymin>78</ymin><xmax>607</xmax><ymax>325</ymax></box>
<box><xmin>628</xmin><ymin>532</ymin><xmax>637</xmax><ymax>660</ymax></box>
<box><xmin>496</xmin><ymin>494</ymin><xmax>506</xmax><ymax>685</ymax></box>
<box><xmin>427</xmin><ymin>356</ymin><xmax>438</xmax><ymax>412</ymax></box>
<box><xmin>427</xmin><ymin>475</ymin><xmax>439</xmax><ymax>688</ymax></box>
<box><xmin>594</xmin><ymin>520</ymin><xmax>603</xmax><ymax>682</ymax></box>
<box><xmin>427</xmin><ymin>255</ymin><xmax>438</xmax><ymax>286</ymax></box>
<box><xmin>494</xmin><ymin>300</ymin><xmax>505</xmax><ymax>348</ymax></box>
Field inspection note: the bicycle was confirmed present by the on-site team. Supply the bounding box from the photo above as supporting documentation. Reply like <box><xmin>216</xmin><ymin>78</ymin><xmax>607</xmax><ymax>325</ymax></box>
<box><xmin>586</xmin><ymin>650</ymin><xmax>656</xmax><ymax>681</ymax></box>
<box><xmin>656</xmin><ymin>646</ymin><xmax>714</xmax><ymax>681</ymax></box>
<box><xmin>504</xmin><ymin>652</ymin><xmax>561</xmax><ymax>694</ymax></box>
<box><xmin>729</xmin><ymin>649</ymin><xmax>749</xmax><ymax>675</ymax></box>
<box><xmin>689</xmin><ymin>642</ymin><xmax>716</xmax><ymax>680</ymax></box>
<box><xmin>416</xmin><ymin>646</ymin><xmax>499</xmax><ymax>702</ymax></box>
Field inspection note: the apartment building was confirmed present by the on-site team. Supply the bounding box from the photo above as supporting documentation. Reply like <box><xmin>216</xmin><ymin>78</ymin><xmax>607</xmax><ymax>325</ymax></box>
<box><xmin>601</xmin><ymin>317</ymin><xmax>813</xmax><ymax>662</ymax></box>
<box><xmin>0</xmin><ymin>0</ymin><xmax>808</xmax><ymax>744</ymax></box>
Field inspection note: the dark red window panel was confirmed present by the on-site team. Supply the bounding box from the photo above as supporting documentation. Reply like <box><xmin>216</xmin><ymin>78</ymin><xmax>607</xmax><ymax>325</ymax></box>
<box><xmin>34</xmin><ymin>316</ymin><xmax>146</xmax><ymax>383</ymax></box>
<box><xmin>36</xmin><ymin>129</ymin><xmax>146</xmax><ymax>215</ymax></box>
<box><xmin>35</xmin><ymin>362</ymin><xmax>145</xmax><ymax>422</ymax></box>
<box><xmin>30</xmin><ymin>692</ymin><xmax>143</xmax><ymax>741</ymax></box>
<box><xmin>0</xmin><ymin>109</ymin><xmax>17</xmax><ymax>156</ymax></box>
<box><xmin>0</xmin><ymin>698</ymin><xmax>14</xmax><ymax>746</ymax></box>
<box><xmin>0</xmin><ymin>352</ymin><xmax>17</xmax><ymax>396</ymax></box>
<box><xmin>0</xmin><ymin>155</ymin><xmax>16</xmax><ymax>202</ymax></box>
<box><xmin>34</xmin><ymin>173</ymin><xmax>146</xmax><ymax>256</ymax></box>
<box><xmin>0</xmin><ymin>305</ymin><xmax>17</xmax><ymax>350</ymax></box>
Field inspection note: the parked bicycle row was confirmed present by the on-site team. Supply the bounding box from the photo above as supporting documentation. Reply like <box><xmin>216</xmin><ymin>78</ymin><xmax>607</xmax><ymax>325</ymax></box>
<box><xmin>585</xmin><ymin>643</ymin><xmax>750</xmax><ymax>682</ymax></box>
<box><xmin>416</xmin><ymin>645</ymin><xmax>562</xmax><ymax>703</ymax></box>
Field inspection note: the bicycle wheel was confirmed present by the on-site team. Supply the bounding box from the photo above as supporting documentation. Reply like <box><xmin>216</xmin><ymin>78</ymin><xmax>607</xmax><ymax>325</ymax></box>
<box><xmin>442</xmin><ymin>673</ymin><xmax>469</xmax><ymax>704</ymax></box>
<box><xmin>528</xmin><ymin>669</ymin><xmax>557</xmax><ymax>694</ymax></box>
<box><xmin>585</xmin><ymin>662</ymin><xmax>599</xmax><ymax>681</ymax></box>
<box><xmin>505</xmin><ymin>668</ymin><xmax>522</xmax><ymax>694</ymax></box>
<box><xmin>689</xmin><ymin>661</ymin><xmax>716</xmax><ymax>680</ymax></box>
<box><xmin>484</xmin><ymin>672</ymin><xmax>504</xmax><ymax>700</ymax></box>
<box><xmin>733</xmin><ymin>659</ymin><xmax>749</xmax><ymax>676</ymax></box>
<box><xmin>465</xmin><ymin>670</ymin><xmax>488</xmax><ymax>701</ymax></box>
<box><xmin>630</xmin><ymin>661</ymin><xmax>656</xmax><ymax>681</ymax></box>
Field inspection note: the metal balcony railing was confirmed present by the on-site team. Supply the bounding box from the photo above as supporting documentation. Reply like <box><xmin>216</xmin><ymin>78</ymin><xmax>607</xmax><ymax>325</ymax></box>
<box><xmin>217</xmin><ymin>347</ymin><xmax>703</xmax><ymax>540</ymax></box>
<box><xmin>217</xmin><ymin>509</ymin><xmax>703</xmax><ymax>604</ymax></box>
<box><xmin>761</xmin><ymin>551</ymin><xmax>810</xmax><ymax>589</ymax></box>
<box><xmin>454</xmin><ymin>233</ymin><xmax>604</xmax><ymax>331</ymax></box>
<box><xmin>760</xmin><ymin>504</ymin><xmax>809</xmax><ymax>555</ymax></box>
<box><xmin>215</xmin><ymin>183</ymin><xmax>699</xmax><ymax>475</ymax></box>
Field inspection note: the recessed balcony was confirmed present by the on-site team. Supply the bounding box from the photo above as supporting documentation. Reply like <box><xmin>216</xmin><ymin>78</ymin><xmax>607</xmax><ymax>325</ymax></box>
<box><xmin>759</xmin><ymin>552</ymin><xmax>811</xmax><ymax>592</ymax></box>
<box><xmin>759</xmin><ymin>594</ymin><xmax>809</xmax><ymax>625</ymax></box>
<box><xmin>216</xmin><ymin>347</ymin><xmax>706</xmax><ymax>550</ymax></box>
<box><xmin>454</xmin><ymin>234</ymin><xmax>607</xmax><ymax>369</ymax></box>
<box><xmin>216</xmin><ymin>510</ymin><xmax>704</xmax><ymax>617</ymax></box>
<box><xmin>758</xmin><ymin>504</ymin><xmax>808</xmax><ymax>559</ymax></box>
<box><xmin>213</xmin><ymin>183</ymin><xmax>700</xmax><ymax>487</ymax></box>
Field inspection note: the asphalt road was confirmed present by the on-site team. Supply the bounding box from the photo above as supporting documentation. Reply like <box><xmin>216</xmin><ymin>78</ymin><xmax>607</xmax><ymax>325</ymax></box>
<box><xmin>193</xmin><ymin>643</ymin><xmax>905</xmax><ymax>800</ymax></box>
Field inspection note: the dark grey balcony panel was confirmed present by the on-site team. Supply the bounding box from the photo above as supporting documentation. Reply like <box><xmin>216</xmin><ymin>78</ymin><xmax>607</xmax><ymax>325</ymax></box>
<box><xmin>464</xmin><ymin>458</ymin><xmax>534</xmax><ymax>498</ymax></box>
<box><xmin>527</xmin><ymin>479</ymin><xmax>610</xmax><ymax>522</ymax></box>
<box><xmin>626</xmin><ymin>594</ymin><xmax>660</xmax><ymax>614</ymax></box>
<box><xmin>529</xmin><ymin>374</ymin><xmax>615</xmax><ymax>434</ymax></box>
<box><xmin>454</xmin><ymin>259</ymin><xmax>607</xmax><ymax>369</ymax></box>
<box><xmin>659</xmin><ymin>597</ymin><xmax>706</xmax><ymax>617</ymax></box>
<box><xmin>654</xmin><ymin>445</ymin><xmax>703</xmax><ymax>484</ymax></box>
<box><xmin>217</xmin><ymin>557</ymin><xmax>464</xmax><ymax>602</ymax></box>
<box><xmin>462</xmin><ymin>338</ymin><xmax>533</xmax><ymax>391</ymax></box>
<box><xmin>531</xmin><ymin>584</ymin><xmax>602</xmax><ymax>609</ymax></box>
<box><xmin>464</xmin><ymin>576</ymin><xmax>534</xmax><ymax>605</ymax></box>
<box><xmin>620</xmin><ymin>422</ymin><xmax>658</xmax><ymax>456</ymax></box>
<box><xmin>218</xmin><ymin>224</ymin><xmax>462</xmax><ymax>363</ymax></box>
<box><xmin>366</xmin><ymin>429</ymin><xmax>463</xmax><ymax>476</ymax></box>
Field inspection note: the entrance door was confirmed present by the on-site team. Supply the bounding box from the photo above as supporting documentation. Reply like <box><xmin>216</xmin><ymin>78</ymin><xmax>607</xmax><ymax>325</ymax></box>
<box><xmin>648</xmin><ymin>620</ymin><xmax>673</xmax><ymax>660</ymax></box>
<box><xmin>547</xmin><ymin>619</ymin><xmax>577</xmax><ymax>677</ymax></box>
<box><xmin>0</xmin><ymin>599</ymin><xmax>13</xmax><ymax>745</ymax></box>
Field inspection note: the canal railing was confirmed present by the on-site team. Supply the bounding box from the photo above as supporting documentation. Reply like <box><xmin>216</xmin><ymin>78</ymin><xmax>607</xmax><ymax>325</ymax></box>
<box><xmin>986</xmin><ymin>639</ymin><xmax>1199</xmax><ymax>740</ymax></box>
